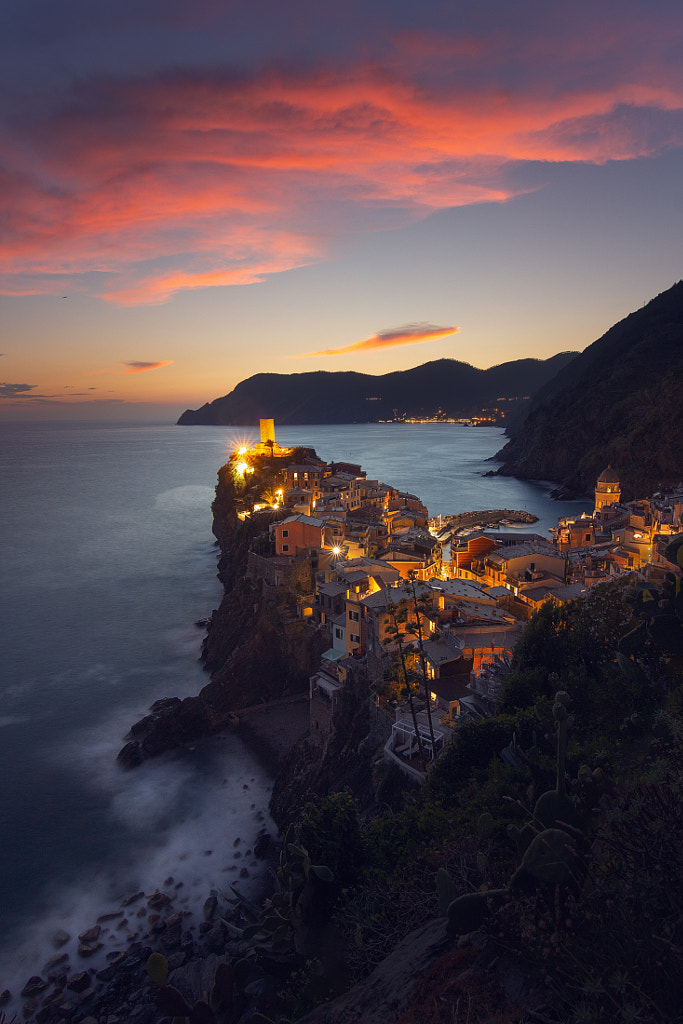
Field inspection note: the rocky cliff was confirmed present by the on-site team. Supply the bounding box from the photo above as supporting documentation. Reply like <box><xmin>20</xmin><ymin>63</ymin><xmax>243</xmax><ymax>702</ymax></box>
<box><xmin>118</xmin><ymin>453</ymin><xmax>325</xmax><ymax>767</ymax></box>
<box><xmin>495</xmin><ymin>281</ymin><xmax>683</xmax><ymax>500</ymax></box>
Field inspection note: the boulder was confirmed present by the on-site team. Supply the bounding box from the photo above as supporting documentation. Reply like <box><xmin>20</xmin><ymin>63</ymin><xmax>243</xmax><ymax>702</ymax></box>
<box><xmin>119</xmin><ymin>696</ymin><xmax>211</xmax><ymax>766</ymax></box>
<box><xmin>66</xmin><ymin>972</ymin><xmax>91</xmax><ymax>994</ymax></box>
<box><xmin>203</xmin><ymin>896</ymin><xmax>218</xmax><ymax>922</ymax></box>
<box><xmin>43</xmin><ymin>954</ymin><xmax>69</xmax><ymax>976</ymax></box>
<box><xmin>116</xmin><ymin>741</ymin><xmax>144</xmax><ymax>770</ymax></box>
<box><xmin>78</xmin><ymin>942</ymin><xmax>103</xmax><ymax>958</ymax></box>
<box><xmin>21</xmin><ymin>977</ymin><xmax>49</xmax><ymax>997</ymax></box>
<box><xmin>146</xmin><ymin>891</ymin><xmax>171</xmax><ymax>910</ymax></box>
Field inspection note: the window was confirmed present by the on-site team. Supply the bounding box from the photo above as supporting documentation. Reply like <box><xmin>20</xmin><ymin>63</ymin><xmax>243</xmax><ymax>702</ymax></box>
<box><xmin>349</xmin><ymin>610</ymin><xmax>359</xmax><ymax>621</ymax></box>
<box><xmin>282</xmin><ymin>544</ymin><xmax>289</xmax><ymax>552</ymax></box>
<box><xmin>282</xmin><ymin>529</ymin><xmax>289</xmax><ymax>537</ymax></box>
<box><xmin>350</xmin><ymin>633</ymin><xmax>360</xmax><ymax>644</ymax></box>
<box><xmin>335</xmin><ymin>628</ymin><xmax>343</xmax><ymax>639</ymax></box>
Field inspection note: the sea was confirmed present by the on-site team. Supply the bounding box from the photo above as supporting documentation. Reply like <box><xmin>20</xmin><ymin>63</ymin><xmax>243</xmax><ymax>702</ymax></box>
<box><xmin>0</xmin><ymin>420</ymin><xmax>590</xmax><ymax>995</ymax></box>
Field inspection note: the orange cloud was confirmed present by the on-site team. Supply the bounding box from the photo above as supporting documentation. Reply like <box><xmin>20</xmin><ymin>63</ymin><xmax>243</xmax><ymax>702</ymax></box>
<box><xmin>119</xmin><ymin>361</ymin><xmax>174</xmax><ymax>374</ymax></box>
<box><xmin>297</xmin><ymin>323</ymin><xmax>460</xmax><ymax>357</ymax></box>
<box><xmin>1</xmin><ymin>21</ymin><xmax>682</xmax><ymax>304</ymax></box>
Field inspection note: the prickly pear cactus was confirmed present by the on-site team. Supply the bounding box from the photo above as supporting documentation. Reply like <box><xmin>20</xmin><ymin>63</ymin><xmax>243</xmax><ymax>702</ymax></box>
<box><xmin>446</xmin><ymin>889</ymin><xmax>508</xmax><ymax>936</ymax></box>
<box><xmin>511</xmin><ymin>828</ymin><xmax>577</xmax><ymax>889</ymax></box>
<box><xmin>146</xmin><ymin>951</ymin><xmax>169</xmax><ymax>987</ymax></box>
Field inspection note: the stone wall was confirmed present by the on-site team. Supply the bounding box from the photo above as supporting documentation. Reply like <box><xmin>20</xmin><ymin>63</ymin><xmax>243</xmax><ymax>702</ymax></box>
<box><xmin>246</xmin><ymin>551</ymin><xmax>313</xmax><ymax>591</ymax></box>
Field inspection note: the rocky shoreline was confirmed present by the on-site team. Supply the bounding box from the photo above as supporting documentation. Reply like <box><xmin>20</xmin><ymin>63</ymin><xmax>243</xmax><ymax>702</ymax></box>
<box><xmin>2</xmin><ymin>704</ymin><xmax>312</xmax><ymax>1024</ymax></box>
<box><xmin>3</xmin><ymin>865</ymin><xmax>269</xmax><ymax>1024</ymax></box>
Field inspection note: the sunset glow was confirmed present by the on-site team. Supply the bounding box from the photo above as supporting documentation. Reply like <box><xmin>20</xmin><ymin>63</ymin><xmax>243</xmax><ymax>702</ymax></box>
<box><xmin>298</xmin><ymin>323</ymin><xmax>460</xmax><ymax>358</ymax></box>
<box><xmin>1</xmin><ymin>0</ymin><xmax>682</xmax><ymax>418</ymax></box>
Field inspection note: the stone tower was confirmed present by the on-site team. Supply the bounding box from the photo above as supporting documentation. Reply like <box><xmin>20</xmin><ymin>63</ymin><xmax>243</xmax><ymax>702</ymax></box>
<box><xmin>595</xmin><ymin>465</ymin><xmax>621</xmax><ymax>512</ymax></box>
<box><xmin>260</xmin><ymin>418</ymin><xmax>275</xmax><ymax>444</ymax></box>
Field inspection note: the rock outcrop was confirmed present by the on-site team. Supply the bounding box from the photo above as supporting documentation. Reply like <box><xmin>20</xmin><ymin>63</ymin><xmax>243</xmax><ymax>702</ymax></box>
<box><xmin>118</xmin><ymin>450</ymin><xmax>324</xmax><ymax>767</ymax></box>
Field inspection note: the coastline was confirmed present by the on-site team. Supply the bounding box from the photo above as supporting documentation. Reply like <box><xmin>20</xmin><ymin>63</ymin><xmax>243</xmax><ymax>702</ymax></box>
<box><xmin>1</xmin><ymin>702</ymin><xmax>307</xmax><ymax>1022</ymax></box>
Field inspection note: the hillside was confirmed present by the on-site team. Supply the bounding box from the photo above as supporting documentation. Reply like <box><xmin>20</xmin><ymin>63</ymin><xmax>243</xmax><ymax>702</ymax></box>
<box><xmin>177</xmin><ymin>353</ymin><xmax>576</xmax><ymax>425</ymax></box>
<box><xmin>495</xmin><ymin>281</ymin><xmax>683</xmax><ymax>499</ymax></box>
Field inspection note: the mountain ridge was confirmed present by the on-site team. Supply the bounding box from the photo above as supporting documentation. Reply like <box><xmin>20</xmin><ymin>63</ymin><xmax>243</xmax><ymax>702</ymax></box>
<box><xmin>494</xmin><ymin>280</ymin><xmax>683</xmax><ymax>500</ymax></box>
<box><xmin>177</xmin><ymin>352</ymin><xmax>577</xmax><ymax>426</ymax></box>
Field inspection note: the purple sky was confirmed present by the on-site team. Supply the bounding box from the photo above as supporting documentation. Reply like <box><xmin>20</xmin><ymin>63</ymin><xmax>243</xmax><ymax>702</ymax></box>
<box><xmin>1</xmin><ymin>0</ymin><xmax>682</xmax><ymax>418</ymax></box>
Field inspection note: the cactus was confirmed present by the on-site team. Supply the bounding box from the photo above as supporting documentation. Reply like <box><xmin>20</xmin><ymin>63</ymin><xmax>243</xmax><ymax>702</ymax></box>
<box><xmin>224</xmin><ymin>833</ymin><xmax>335</xmax><ymax>972</ymax></box>
<box><xmin>533</xmin><ymin>691</ymin><xmax>576</xmax><ymax>829</ymax></box>
<box><xmin>436</xmin><ymin>867</ymin><xmax>461</xmax><ymax>915</ymax></box>
<box><xmin>209</xmin><ymin>963</ymin><xmax>234</xmax><ymax>1013</ymax></box>
<box><xmin>510</xmin><ymin>828</ymin><xmax>578</xmax><ymax>889</ymax></box>
<box><xmin>477</xmin><ymin>812</ymin><xmax>495</xmax><ymax>839</ymax></box>
<box><xmin>446</xmin><ymin>889</ymin><xmax>508</xmax><ymax>936</ymax></box>
<box><xmin>146</xmin><ymin>951</ymin><xmax>169</xmax><ymax>987</ymax></box>
<box><xmin>155</xmin><ymin>985</ymin><xmax>193</xmax><ymax>1018</ymax></box>
<box><xmin>619</xmin><ymin>574</ymin><xmax>683</xmax><ymax>658</ymax></box>
<box><xmin>147</xmin><ymin>952</ymin><xmax>239</xmax><ymax>1023</ymax></box>
<box><xmin>507</xmin><ymin>822</ymin><xmax>535</xmax><ymax>856</ymax></box>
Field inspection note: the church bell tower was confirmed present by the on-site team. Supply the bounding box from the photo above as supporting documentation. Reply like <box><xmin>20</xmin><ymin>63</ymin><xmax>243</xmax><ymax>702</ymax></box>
<box><xmin>595</xmin><ymin>466</ymin><xmax>621</xmax><ymax>512</ymax></box>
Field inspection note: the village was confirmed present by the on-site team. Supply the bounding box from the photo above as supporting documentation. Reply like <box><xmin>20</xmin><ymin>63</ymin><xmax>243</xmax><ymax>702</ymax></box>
<box><xmin>232</xmin><ymin>420</ymin><xmax>683</xmax><ymax>783</ymax></box>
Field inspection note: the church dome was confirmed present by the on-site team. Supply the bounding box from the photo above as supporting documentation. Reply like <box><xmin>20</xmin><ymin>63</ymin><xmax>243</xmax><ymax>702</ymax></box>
<box><xmin>597</xmin><ymin>465</ymin><xmax>619</xmax><ymax>484</ymax></box>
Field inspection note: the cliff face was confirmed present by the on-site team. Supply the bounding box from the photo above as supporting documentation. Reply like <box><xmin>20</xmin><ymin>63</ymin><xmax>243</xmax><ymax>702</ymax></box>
<box><xmin>118</xmin><ymin>454</ymin><xmax>325</xmax><ymax>766</ymax></box>
<box><xmin>495</xmin><ymin>281</ymin><xmax>683</xmax><ymax>499</ymax></box>
<box><xmin>177</xmin><ymin>353</ymin><xmax>576</xmax><ymax>426</ymax></box>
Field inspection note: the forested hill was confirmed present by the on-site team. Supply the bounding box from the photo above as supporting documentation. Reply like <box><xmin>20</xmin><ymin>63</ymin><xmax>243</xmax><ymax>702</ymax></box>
<box><xmin>495</xmin><ymin>281</ymin><xmax>683</xmax><ymax>500</ymax></box>
<box><xmin>177</xmin><ymin>353</ymin><xmax>576</xmax><ymax>426</ymax></box>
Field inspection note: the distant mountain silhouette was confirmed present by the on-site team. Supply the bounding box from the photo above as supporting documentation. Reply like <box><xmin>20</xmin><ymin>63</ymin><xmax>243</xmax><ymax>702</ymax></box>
<box><xmin>495</xmin><ymin>281</ymin><xmax>683</xmax><ymax>500</ymax></box>
<box><xmin>177</xmin><ymin>353</ymin><xmax>576</xmax><ymax>426</ymax></box>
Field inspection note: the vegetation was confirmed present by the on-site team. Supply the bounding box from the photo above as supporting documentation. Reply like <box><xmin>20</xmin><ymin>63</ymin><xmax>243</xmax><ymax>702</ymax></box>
<box><xmin>260</xmin><ymin>576</ymin><xmax>683</xmax><ymax>1023</ymax></box>
<box><xmin>203</xmin><ymin>449</ymin><xmax>683</xmax><ymax>1022</ymax></box>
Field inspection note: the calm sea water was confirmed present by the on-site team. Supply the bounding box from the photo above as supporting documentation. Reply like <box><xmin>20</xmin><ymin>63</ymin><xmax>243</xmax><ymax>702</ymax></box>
<box><xmin>0</xmin><ymin>420</ymin><xmax>589</xmax><ymax>991</ymax></box>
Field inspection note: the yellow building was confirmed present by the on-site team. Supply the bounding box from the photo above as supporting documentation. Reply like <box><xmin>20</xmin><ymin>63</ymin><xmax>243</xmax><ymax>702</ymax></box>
<box><xmin>594</xmin><ymin>466</ymin><xmax>621</xmax><ymax>512</ymax></box>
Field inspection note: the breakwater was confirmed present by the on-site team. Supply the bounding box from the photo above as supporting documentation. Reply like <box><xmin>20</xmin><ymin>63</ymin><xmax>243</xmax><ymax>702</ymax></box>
<box><xmin>429</xmin><ymin>508</ymin><xmax>538</xmax><ymax>537</ymax></box>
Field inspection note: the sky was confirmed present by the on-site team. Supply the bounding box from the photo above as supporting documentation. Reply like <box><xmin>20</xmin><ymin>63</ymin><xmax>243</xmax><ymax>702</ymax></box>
<box><xmin>1</xmin><ymin>0</ymin><xmax>682</xmax><ymax>421</ymax></box>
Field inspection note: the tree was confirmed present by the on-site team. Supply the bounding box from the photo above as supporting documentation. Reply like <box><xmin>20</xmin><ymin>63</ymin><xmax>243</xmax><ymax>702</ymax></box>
<box><xmin>385</xmin><ymin>600</ymin><xmax>427</xmax><ymax>771</ymax></box>
<box><xmin>404</xmin><ymin>572</ymin><xmax>437</xmax><ymax>760</ymax></box>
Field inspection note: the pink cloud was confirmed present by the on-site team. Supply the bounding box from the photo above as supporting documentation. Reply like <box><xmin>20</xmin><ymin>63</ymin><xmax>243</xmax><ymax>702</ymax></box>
<box><xmin>119</xmin><ymin>361</ymin><xmax>174</xmax><ymax>373</ymax></box>
<box><xmin>0</xmin><ymin>21</ymin><xmax>682</xmax><ymax>304</ymax></box>
<box><xmin>297</xmin><ymin>323</ymin><xmax>460</xmax><ymax>357</ymax></box>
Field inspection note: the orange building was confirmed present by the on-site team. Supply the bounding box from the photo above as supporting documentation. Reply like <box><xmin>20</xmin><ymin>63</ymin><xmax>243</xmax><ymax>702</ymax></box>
<box><xmin>272</xmin><ymin>514</ymin><xmax>325</xmax><ymax>556</ymax></box>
